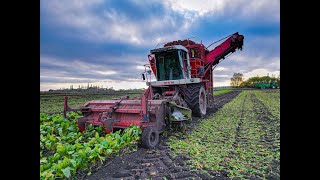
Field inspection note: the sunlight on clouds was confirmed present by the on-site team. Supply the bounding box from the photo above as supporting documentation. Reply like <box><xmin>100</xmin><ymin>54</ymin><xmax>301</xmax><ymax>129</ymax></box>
<box><xmin>243</xmin><ymin>68</ymin><xmax>280</xmax><ymax>80</ymax></box>
<box><xmin>215</xmin><ymin>74</ymin><xmax>229</xmax><ymax>78</ymax></box>
<box><xmin>136</xmin><ymin>66</ymin><xmax>146</xmax><ymax>70</ymax></box>
<box><xmin>214</xmin><ymin>80</ymin><xmax>231</xmax><ymax>87</ymax></box>
<box><xmin>96</xmin><ymin>71</ymin><xmax>117</xmax><ymax>75</ymax></box>
<box><xmin>163</xmin><ymin>0</ymin><xmax>226</xmax><ymax>16</ymax></box>
<box><xmin>162</xmin><ymin>0</ymin><xmax>279</xmax><ymax>21</ymax></box>
<box><xmin>215</xmin><ymin>66</ymin><xmax>227</xmax><ymax>71</ymax></box>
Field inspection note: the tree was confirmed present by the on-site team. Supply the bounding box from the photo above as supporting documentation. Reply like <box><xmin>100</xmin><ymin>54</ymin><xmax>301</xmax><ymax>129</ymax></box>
<box><xmin>239</xmin><ymin>75</ymin><xmax>280</xmax><ymax>88</ymax></box>
<box><xmin>230</xmin><ymin>73</ymin><xmax>244</xmax><ymax>88</ymax></box>
<box><xmin>276</xmin><ymin>74</ymin><xmax>280</xmax><ymax>88</ymax></box>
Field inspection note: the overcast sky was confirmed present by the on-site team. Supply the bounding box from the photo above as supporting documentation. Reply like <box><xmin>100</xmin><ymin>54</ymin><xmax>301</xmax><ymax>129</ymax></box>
<box><xmin>40</xmin><ymin>0</ymin><xmax>280</xmax><ymax>91</ymax></box>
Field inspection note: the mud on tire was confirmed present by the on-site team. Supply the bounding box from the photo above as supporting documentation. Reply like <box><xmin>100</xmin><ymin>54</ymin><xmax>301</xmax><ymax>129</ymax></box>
<box><xmin>142</xmin><ymin>126</ymin><xmax>159</xmax><ymax>148</ymax></box>
<box><xmin>182</xmin><ymin>83</ymin><xmax>207</xmax><ymax>117</ymax></box>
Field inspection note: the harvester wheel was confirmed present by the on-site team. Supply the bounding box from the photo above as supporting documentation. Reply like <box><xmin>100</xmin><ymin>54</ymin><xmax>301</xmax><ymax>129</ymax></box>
<box><xmin>142</xmin><ymin>126</ymin><xmax>159</xmax><ymax>148</ymax></box>
<box><xmin>183</xmin><ymin>84</ymin><xmax>207</xmax><ymax>117</ymax></box>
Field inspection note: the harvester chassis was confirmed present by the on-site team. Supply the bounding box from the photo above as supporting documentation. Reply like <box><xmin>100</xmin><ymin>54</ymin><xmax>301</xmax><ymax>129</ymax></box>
<box><xmin>63</xmin><ymin>32</ymin><xmax>244</xmax><ymax>148</ymax></box>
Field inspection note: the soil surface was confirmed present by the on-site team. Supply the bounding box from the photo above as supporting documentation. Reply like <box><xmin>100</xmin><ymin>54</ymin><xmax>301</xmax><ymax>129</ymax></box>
<box><xmin>84</xmin><ymin>90</ymin><xmax>241</xmax><ymax>180</ymax></box>
<box><xmin>251</xmin><ymin>93</ymin><xmax>280</xmax><ymax>180</ymax></box>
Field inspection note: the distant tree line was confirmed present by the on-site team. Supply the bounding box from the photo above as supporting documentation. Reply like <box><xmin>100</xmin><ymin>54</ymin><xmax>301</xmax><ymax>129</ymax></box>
<box><xmin>46</xmin><ymin>85</ymin><xmax>145</xmax><ymax>94</ymax></box>
<box><xmin>230</xmin><ymin>73</ymin><xmax>280</xmax><ymax>88</ymax></box>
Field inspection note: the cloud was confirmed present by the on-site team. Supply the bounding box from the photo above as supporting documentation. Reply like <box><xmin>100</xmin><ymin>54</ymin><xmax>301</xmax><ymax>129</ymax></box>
<box><xmin>212</xmin><ymin>49</ymin><xmax>280</xmax><ymax>86</ymax></box>
<box><xmin>162</xmin><ymin>0</ymin><xmax>226</xmax><ymax>17</ymax></box>
<box><xmin>40</xmin><ymin>55</ymin><xmax>147</xmax><ymax>84</ymax></box>
<box><xmin>215</xmin><ymin>74</ymin><xmax>229</xmax><ymax>78</ymax></box>
<box><xmin>41</xmin><ymin>0</ymin><xmax>192</xmax><ymax>45</ymax></box>
<box><xmin>213</xmin><ymin>67</ymin><xmax>280</xmax><ymax>87</ymax></box>
<box><xmin>214</xmin><ymin>80</ymin><xmax>230</xmax><ymax>87</ymax></box>
<box><xmin>40</xmin><ymin>0</ymin><xmax>280</xmax><ymax>90</ymax></box>
<box><xmin>243</xmin><ymin>68</ymin><xmax>280</xmax><ymax>80</ymax></box>
<box><xmin>215</xmin><ymin>66</ymin><xmax>227</xmax><ymax>71</ymax></box>
<box><xmin>162</xmin><ymin>0</ymin><xmax>279</xmax><ymax>22</ymax></box>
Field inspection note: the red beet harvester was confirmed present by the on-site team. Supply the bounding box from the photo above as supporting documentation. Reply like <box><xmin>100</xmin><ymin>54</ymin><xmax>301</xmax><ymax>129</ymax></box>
<box><xmin>64</xmin><ymin>32</ymin><xmax>244</xmax><ymax>148</ymax></box>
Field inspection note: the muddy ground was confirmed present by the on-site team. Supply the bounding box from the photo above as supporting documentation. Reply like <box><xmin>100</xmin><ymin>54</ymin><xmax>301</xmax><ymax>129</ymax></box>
<box><xmin>84</xmin><ymin>91</ymin><xmax>241</xmax><ymax>180</ymax></box>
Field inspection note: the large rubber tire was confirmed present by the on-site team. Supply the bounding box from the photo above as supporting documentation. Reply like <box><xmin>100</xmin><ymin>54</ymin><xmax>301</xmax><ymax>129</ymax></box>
<box><xmin>183</xmin><ymin>84</ymin><xmax>207</xmax><ymax>117</ymax></box>
<box><xmin>141</xmin><ymin>126</ymin><xmax>159</xmax><ymax>149</ymax></box>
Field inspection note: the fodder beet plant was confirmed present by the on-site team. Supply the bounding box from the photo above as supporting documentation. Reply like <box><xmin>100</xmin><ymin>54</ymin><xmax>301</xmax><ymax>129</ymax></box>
<box><xmin>40</xmin><ymin>112</ymin><xmax>142</xmax><ymax>179</ymax></box>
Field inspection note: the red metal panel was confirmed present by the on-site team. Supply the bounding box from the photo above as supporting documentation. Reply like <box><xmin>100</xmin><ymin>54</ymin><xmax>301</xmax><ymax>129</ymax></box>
<box><xmin>205</xmin><ymin>32</ymin><xmax>244</xmax><ymax>65</ymax></box>
<box><xmin>80</xmin><ymin>91</ymin><xmax>165</xmax><ymax>133</ymax></box>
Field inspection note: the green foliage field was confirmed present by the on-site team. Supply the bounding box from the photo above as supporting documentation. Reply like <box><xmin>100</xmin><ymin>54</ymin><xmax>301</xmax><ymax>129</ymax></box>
<box><xmin>40</xmin><ymin>112</ymin><xmax>141</xmax><ymax>179</ymax></box>
<box><xmin>168</xmin><ymin>90</ymin><xmax>280</xmax><ymax>179</ymax></box>
<box><xmin>213</xmin><ymin>89</ymin><xmax>233</xmax><ymax>96</ymax></box>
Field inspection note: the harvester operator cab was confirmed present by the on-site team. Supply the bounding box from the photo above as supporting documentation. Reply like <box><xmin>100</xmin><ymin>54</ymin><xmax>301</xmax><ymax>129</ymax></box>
<box><xmin>150</xmin><ymin>45</ymin><xmax>191</xmax><ymax>81</ymax></box>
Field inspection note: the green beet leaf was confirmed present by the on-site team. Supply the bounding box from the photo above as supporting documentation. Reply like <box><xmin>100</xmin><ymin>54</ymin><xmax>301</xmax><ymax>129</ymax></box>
<box><xmin>61</xmin><ymin>167</ymin><xmax>72</xmax><ymax>178</ymax></box>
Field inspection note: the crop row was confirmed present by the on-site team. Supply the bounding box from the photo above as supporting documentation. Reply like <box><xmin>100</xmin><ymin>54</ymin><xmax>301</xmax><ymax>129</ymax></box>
<box><xmin>40</xmin><ymin>112</ymin><xmax>141</xmax><ymax>179</ymax></box>
<box><xmin>254</xmin><ymin>90</ymin><xmax>280</xmax><ymax>119</ymax></box>
<box><xmin>168</xmin><ymin>90</ymin><xmax>280</xmax><ymax>179</ymax></box>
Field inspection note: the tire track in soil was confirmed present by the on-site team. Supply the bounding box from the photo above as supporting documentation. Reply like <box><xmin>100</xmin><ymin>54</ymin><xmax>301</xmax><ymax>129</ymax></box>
<box><xmin>84</xmin><ymin>91</ymin><xmax>242</xmax><ymax>180</ymax></box>
<box><xmin>218</xmin><ymin>93</ymin><xmax>248</xmax><ymax>179</ymax></box>
<box><xmin>221</xmin><ymin>93</ymin><xmax>280</xmax><ymax>180</ymax></box>
<box><xmin>252</xmin><ymin>94</ymin><xmax>280</xmax><ymax>180</ymax></box>
<box><xmin>232</xmin><ymin>93</ymin><xmax>248</xmax><ymax>148</ymax></box>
